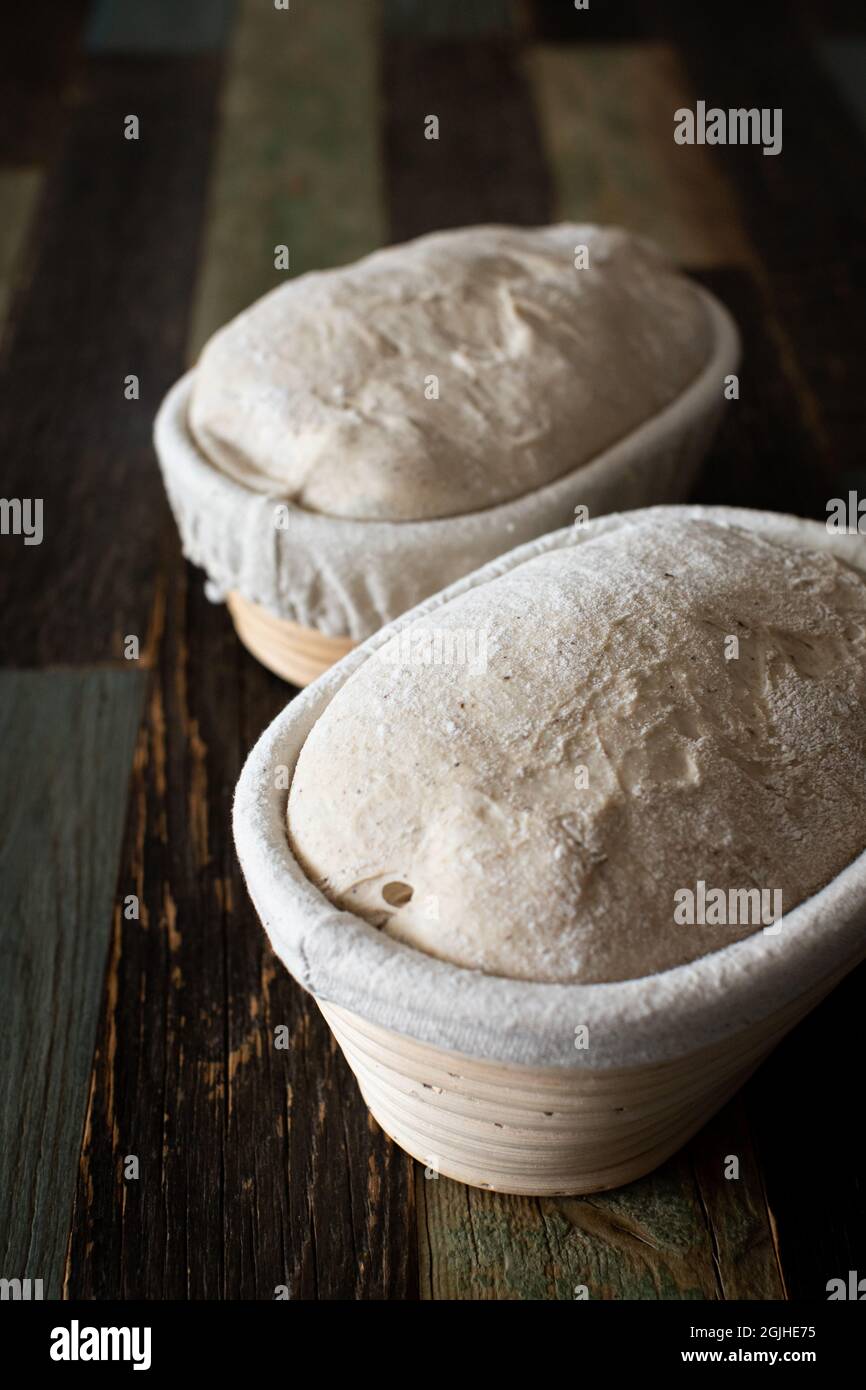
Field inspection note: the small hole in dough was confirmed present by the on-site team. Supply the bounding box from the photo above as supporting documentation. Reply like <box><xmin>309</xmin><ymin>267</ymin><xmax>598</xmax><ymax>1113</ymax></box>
<box><xmin>382</xmin><ymin>880</ymin><xmax>413</xmax><ymax>907</ymax></box>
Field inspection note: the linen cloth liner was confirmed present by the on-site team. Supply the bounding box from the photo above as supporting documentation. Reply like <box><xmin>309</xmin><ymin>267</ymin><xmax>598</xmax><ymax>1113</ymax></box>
<box><xmin>154</xmin><ymin>291</ymin><xmax>738</xmax><ymax>640</ymax></box>
<box><xmin>233</xmin><ymin>506</ymin><xmax>866</xmax><ymax>1070</ymax></box>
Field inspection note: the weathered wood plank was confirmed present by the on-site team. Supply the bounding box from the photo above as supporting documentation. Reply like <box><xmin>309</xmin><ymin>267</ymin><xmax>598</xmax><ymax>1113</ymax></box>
<box><xmin>65</xmin><ymin>558</ymin><xmax>419</xmax><ymax>1299</ymax></box>
<box><xmin>690</xmin><ymin>1098</ymin><xmax>786</xmax><ymax>1301</ymax></box>
<box><xmin>668</xmin><ymin>5</ymin><xmax>866</xmax><ymax>500</ymax></box>
<box><xmin>67</xmin><ymin>1</ymin><xmax>415</xmax><ymax>1298</ymax></box>
<box><xmin>525</xmin><ymin>41</ymin><xmax>753</xmax><ymax>268</ymax></box>
<box><xmin>0</xmin><ymin>670</ymin><xmax>146</xmax><ymax>1300</ymax></box>
<box><xmin>418</xmin><ymin>1097</ymin><xmax>783</xmax><ymax>1300</ymax></box>
<box><xmin>744</xmin><ymin>963</ymin><xmax>866</xmax><ymax>1301</ymax></box>
<box><xmin>188</xmin><ymin>0</ymin><xmax>385</xmax><ymax>357</ymax></box>
<box><xmin>0</xmin><ymin>56</ymin><xmax>222</xmax><ymax>666</ymax></box>
<box><xmin>382</xmin><ymin>34</ymin><xmax>553</xmax><ymax>243</ymax></box>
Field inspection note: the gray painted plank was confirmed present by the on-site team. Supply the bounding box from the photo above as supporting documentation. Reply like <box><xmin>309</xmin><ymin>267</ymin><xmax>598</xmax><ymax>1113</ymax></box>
<box><xmin>0</xmin><ymin>670</ymin><xmax>146</xmax><ymax>1299</ymax></box>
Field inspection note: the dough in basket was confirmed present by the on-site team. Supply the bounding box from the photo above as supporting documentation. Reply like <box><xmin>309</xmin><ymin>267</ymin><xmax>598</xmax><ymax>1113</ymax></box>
<box><xmin>190</xmin><ymin>224</ymin><xmax>712</xmax><ymax>522</ymax></box>
<box><xmin>287</xmin><ymin>515</ymin><xmax>866</xmax><ymax>983</ymax></box>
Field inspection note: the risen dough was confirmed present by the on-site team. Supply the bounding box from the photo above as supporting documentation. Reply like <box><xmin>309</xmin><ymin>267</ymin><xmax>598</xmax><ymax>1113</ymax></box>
<box><xmin>287</xmin><ymin>516</ymin><xmax>866</xmax><ymax>984</ymax></box>
<box><xmin>189</xmin><ymin>225</ymin><xmax>711</xmax><ymax>522</ymax></box>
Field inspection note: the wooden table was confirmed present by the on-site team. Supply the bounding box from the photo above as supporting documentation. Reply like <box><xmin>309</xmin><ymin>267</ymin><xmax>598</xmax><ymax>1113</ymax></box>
<box><xmin>2</xmin><ymin>0</ymin><xmax>865</xmax><ymax>1301</ymax></box>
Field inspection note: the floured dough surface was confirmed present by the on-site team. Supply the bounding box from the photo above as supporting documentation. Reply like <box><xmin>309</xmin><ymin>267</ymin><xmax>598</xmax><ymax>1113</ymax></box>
<box><xmin>287</xmin><ymin>517</ymin><xmax>866</xmax><ymax>984</ymax></box>
<box><xmin>189</xmin><ymin>225</ymin><xmax>711</xmax><ymax>522</ymax></box>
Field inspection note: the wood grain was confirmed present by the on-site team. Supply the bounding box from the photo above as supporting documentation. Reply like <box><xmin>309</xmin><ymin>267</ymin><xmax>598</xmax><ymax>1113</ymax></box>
<box><xmin>188</xmin><ymin>0</ymin><xmax>385</xmax><ymax>357</ymax></box>
<box><xmin>688</xmin><ymin>266</ymin><xmax>831</xmax><ymax>520</ymax></box>
<box><xmin>668</xmin><ymin>4</ymin><xmax>866</xmax><ymax>501</ymax></box>
<box><xmin>64</xmin><ymin>558</ymin><xmax>418</xmax><ymax>1299</ymax></box>
<box><xmin>0</xmin><ymin>670</ymin><xmax>146</xmax><ymax>1300</ymax></box>
<box><xmin>0</xmin><ymin>56</ymin><xmax>222</xmax><ymax>666</ymax></box>
<box><xmin>525</xmin><ymin>41</ymin><xmax>753</xmax><ymax>268</ymax></box>
<box><xmin>382</xmin><ymin>33</ymin><xmax>553</xmax><ymax>243</ymax></box>
<box><xmin>418</xmin><ymin>1107</ymin><xmax>783</xmax><ymax>1300</ymax></box>
<box><xmin>65</xmin><ymin>2</ymin><xmax>415</xmax><ymax>1300</ymax></box>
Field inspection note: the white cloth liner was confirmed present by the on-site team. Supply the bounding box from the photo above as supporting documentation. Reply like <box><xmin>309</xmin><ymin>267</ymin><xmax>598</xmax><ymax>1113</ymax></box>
<box><xmin>233</xmin><ymin>505</ymin><xmax>866</xmax><ymax>1070</ymax></box>
<box><xmin>155</xmin><ymin>290</ymin><xmax>739</xmax><ymax>640</ymax></box>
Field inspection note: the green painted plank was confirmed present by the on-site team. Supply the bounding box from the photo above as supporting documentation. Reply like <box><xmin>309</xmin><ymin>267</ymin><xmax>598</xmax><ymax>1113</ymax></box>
<box><xmin>86</xmin><ymin>0</ymin><xmax>235</xmax><ymax>54</ymax></box>
<box><xmin>0</xmin><ymin>670</ymin><xmax>146</xmax><ymax>1299</ymax></box>
<box><xmin>382</xmin><ymin>0</ymin><xmax>517</xmax><ymax>38</ymax></box>
<box><xmin>525</xmin><ymin>41</ymin><xmax>753</xmax><ymax>268</ymax></box>
<box><xmin>188</xmin><ymin>0</ymin><xmax>385</xmax><ymax>358</ymax></box>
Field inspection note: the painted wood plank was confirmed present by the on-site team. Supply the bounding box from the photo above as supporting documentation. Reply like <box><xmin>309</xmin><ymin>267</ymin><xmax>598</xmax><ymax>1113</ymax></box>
<box><xmin>0</xmin><ymin>57</ymin><xmax>222</xmax><ymax>666</ymax></box>
<box><xmin>382</xmin><ymin>34</ymin><xmax>553</xmax><ymax>244</ymax></box>
<box><xmin>525</xmin><ymin>41</ymin><xmax>753</xmax><ymax>268</ymax></box>
<box><xmin>64</xmin><ymin>557</ymin><xmax>419</xmax><ymax>1298</ymax></box>
<box><xmin>0</xmin><ymin>669</ymin><xmax>146</xmax><ymax>1300</ymax></box>
<box><xmin>86</xmin><ymin>0</ymin><xmax>235</xmax><ymax>54</ymax></box>
<box><xmin>418</xmin><ymin>1096</ymin><xmax>782</xmax><ymax>1300</ymax></box>
<box><xmin>188</xmin><ymin>0</ymin><xmax>385</xmax><ymax>357</ymax></box>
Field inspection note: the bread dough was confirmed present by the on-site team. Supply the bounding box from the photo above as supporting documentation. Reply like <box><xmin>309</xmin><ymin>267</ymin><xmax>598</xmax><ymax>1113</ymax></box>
<box><xmin>287</xmin><ymin>515</ymin><xmax>866</xmax><ymax>983</ymax></box>
<box><xmin>189</xmin><ymin>225</ymin><xmax>712</xmax><ymax>522</ymax></box>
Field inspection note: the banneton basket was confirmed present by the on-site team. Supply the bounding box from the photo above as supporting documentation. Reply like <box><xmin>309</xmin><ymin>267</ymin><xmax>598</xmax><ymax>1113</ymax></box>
<box><xmin>155</xmin><ymin>289</ymin><xmax>739</xmax><ymax>687</ymax></box>
<box><xmin>233</xmin><ymin>506</ymin><xmax>866</xmax><ymax>1195</ymax></box>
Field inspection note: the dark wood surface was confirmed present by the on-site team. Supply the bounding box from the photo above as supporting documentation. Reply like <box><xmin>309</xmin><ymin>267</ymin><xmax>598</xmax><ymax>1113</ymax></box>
<box><xmin>1</xmin><ymin>0</ymin><xmax>863</xmax><ymax>1301</ymax></box>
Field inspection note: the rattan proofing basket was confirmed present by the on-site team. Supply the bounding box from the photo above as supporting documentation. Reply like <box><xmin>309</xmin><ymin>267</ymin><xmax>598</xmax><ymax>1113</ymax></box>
<box><xmin>233</xmin><ymin>506</ymin><xmax>866</xmax><ymax>1193</ymax></box>
<box><xmin>157</xmin><ymin>290</ymin><xmax>739</xmax><ymax>686</ymax></box>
